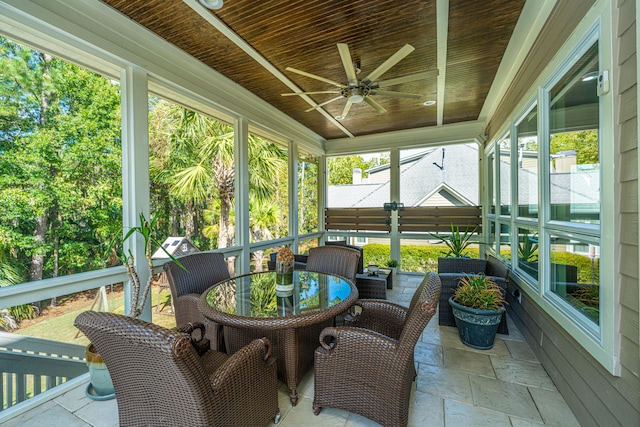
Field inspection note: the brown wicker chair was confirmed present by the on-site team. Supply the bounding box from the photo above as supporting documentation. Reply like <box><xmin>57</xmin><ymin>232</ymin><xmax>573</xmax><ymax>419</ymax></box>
<box><xmin>164</xmin><ymin>252</ymin><xmax>230</xmax><ymax>350</ymax></box>
<box><xmin>312</xmin><ymin>272</ymin><xmax>441</xmax><ymax>427</ymax></box>
<box><xmin>305</xmin><ymin>245</ymin><xmax>360</xmax><ymax>282</ymax></box>
<box><xmin>74</xmin><ymin>311</ymin><xmax>279</xmax><ymax>427</ymax></box>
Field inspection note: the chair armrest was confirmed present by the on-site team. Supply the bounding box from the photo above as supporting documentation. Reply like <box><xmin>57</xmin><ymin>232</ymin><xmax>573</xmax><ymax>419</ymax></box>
<box><xmin>345</xmin><ymin>299</ymin><xmax>408</xmax><ymax>340</ymax></box>
<box><xmin>317</xmin><ymin>326</ymin><xmax>398</xmax><ymax>354</ymax></box>
<box><xmin>209</xmin><ymin>338</ymin><xmax>276</xmax><ymax>391</ymax></box>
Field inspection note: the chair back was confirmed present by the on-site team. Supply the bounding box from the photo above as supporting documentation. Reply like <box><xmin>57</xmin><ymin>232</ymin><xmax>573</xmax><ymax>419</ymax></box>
<box><xmin>74</xmin><ymin>311</ymin><xmax>217</xmax><ymax>426</ymax></box>
<box><xmin>306</xmin><ymin>245</ymin><xmax>360</xmax><ymax>282</ymax></box>
<box><xmin>398</xmin><ymin>272</ymin><xmax>441</xmax><ymax>355</ymax></box>
<box><xmin>325</xmin><ymin>241</ymin><xmax>364</xmax><ymax>273</ymax></box>
<box><xmin>164</xmin><ymin>252</ymin><xmax>230</xmax><ymax>298</ymax></box>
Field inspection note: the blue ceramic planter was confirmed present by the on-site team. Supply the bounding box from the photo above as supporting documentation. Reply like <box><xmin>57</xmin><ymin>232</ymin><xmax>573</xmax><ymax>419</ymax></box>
<box><xmin>449</xmin><ymin>297</ymin><xmax>505</xmax><ymax>350</ymax></box>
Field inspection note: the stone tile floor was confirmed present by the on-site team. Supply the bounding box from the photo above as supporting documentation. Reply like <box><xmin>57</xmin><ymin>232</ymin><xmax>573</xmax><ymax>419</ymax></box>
<box><xmin>3</xmin><ymin>274</ymin><xmax>580</xmax><ymax>426</ymax></box>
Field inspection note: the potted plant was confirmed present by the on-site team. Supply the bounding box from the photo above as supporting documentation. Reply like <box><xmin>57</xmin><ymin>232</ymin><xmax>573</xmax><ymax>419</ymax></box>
<box><xmin>432</xmin><ymin>223</ymin><xmax>485</xmax><ymax>274</ymax></box>
<box><xmin>386</xmin><ymin>259</ymin><xmax>398</xmax><ymax>279</ymax></box>
<box><xmin>84</xmin><ymin>213</ymin><xmax>185</xmax><ymax>399</ymax></box>
<box><xmin>448</xmin><ymin>274</ymin><xmax>506</xmax><ymax>350</ymax></box>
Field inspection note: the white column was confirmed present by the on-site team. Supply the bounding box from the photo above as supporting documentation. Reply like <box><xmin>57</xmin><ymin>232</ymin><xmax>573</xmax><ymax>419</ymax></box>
<box><xmin>389</xmin><ymin>148</ymin><xmax>401</xmax><ymax>267</ymax></box>
<box><xmin>235</xmin><ymin>116</ymin><xmax>250</xmax><ymax>274</ymax></box>
<box><xmin>121</xmin><ymin>66</ymin><xmax>150</xmax><ymax>321</ymax></box>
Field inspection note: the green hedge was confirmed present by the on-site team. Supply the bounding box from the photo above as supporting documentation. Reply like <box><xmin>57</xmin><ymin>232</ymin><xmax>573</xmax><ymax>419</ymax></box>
<box><xmin>362</xmin><ymin>243</ymin><xmax>479</xmax><ymax>273</ymax></box>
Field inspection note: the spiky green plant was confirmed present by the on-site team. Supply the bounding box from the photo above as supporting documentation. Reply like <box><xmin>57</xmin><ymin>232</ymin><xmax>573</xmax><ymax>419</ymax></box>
<box><xmin>453</xmin><ymin>275</ymin><xmax>506</xmax><ymax>311</ymax></box>
<box><xmin>431</xmin><ymin>223</ymin><xmax>478</xmax><ymax>258</ymax></box>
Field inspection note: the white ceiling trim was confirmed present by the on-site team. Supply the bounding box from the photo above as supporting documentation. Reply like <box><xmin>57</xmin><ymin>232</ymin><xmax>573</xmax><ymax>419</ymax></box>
<box><xmin>0</xmin><ymin>0</ymin><xmax>326</xmax><ymax>148</ymax></box>
<box><xmin>182</xmin><ymin>0</ymin><xmax>354</xmax><ymax>138</ymax></box>
<box><xmin>324</xmin><ymin>120</ymin><xmax>486</xmax><ymax>155</ymax></box>
<box><xmin>478</xmin><ymin>0</ymin><xmax>557</xmax><ymax>123</ymax></box>
<box><xmin>436</xmin><ymin>0</ymin><xmax>449</xmax><ymax>126</ymax></box>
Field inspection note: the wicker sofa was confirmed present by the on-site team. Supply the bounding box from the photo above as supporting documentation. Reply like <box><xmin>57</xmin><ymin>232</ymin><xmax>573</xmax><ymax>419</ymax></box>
<box><xmin>438</xmin><ymin>256</ymin><xmax>509</xmax><ymax>334</ymax></box>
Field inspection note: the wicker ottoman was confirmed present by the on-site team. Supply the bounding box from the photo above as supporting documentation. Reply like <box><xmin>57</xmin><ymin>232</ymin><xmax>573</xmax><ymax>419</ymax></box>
<box><xmin>355</xmin><ymin>272</ymin><xmax>391</xmax><ymax>299</ymax></box>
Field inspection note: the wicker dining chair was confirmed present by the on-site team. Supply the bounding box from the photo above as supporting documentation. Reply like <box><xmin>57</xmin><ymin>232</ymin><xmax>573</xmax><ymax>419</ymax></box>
<box><xmin>305</xmin><ymin>245</ymin><xmax>361</xmax><ymax>282</ymax></box>
<box><xmin>164</xmin><ymin>252</ymin><xmax>230</xmax><ymax>350</ymax></box>
<box><xmin>74</xmin><ymin>311</ymin><xmax>279</xmax><ymax>427</ymax></box>
<box><xmin>312</xmin><ymin>272</ymin><xmax>441</xmax><ymax>427</ymax></box>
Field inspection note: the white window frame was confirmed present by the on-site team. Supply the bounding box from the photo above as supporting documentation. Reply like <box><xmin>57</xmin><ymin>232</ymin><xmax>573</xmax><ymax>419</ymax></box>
<box><xmin>487</xmin><ymin>5</ymin><xmax>617</xmax><ymax>374</ymax></box>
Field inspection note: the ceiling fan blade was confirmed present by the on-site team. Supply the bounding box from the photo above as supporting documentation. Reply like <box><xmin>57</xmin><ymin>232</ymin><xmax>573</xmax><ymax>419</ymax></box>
<box><xmin>364</xmin><ymin>44</ymin><xmax>415</xmax><ymax>83</ymax></box>
<box><xmin>337</xmin><ymin>100</ymin><xmax>353</xmax><ymax>119</ymax></box>
<box><xmin>281</xmin><ymin>90</ymin><xmax>341</xmax><ymax>96</ymax></box>
<box><xmin>373</xmin><ymin>90</ymin><xmax>422</xmax><ymax>99</ymax></box>
<box><xmin>285</xmin><ymin>67</ymin><xmax>345</xmax><ymax>88</ymax></box>
<box><xmin>364</xmin><ymin>96</ymin><xmax>387</xmax><ymax>114</ymax></box>
<box><xmin>337</xmin><ymin>43</ymin><xmax>358</xmax><ymax>85</ymax></box>
<box><xmin>377</xmin><ymin>70</ymin><xmax>439</xmax><ymax>87</ymax></box>
<box><xmin>304</xmin><ymin>95</ymin><xmax>344</xmax><ymax>112</ymax></box>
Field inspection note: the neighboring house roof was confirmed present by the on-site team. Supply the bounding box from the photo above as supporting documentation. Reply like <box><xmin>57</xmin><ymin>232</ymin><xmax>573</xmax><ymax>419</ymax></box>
<box><xmin>327</xmin><ymin>143</ymin><xmax>480</xmax><ymax>208</ymax></box>
<box><xmin>328</xmin><ymin>144</ymin><xmax>599</xmax><ymax>216</ymax></box>
<box><xmin>152</xmin><ymin>237</ymin><xmax>200</xmax><ymax>259</ymax></box>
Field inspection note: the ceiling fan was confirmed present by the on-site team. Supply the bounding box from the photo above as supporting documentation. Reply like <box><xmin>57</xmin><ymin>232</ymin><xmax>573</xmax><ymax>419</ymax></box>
<box><xmin>281</xmin><ymin>43</ymin><xmax>437</xmax><ymax>120</ymax></box>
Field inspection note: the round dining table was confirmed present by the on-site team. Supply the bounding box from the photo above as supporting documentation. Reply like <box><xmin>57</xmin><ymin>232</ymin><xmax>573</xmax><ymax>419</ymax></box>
<box><xmin>198</xmin><ymin>270</ymin><xmax>358</xmax><ymax>405</ymax></box>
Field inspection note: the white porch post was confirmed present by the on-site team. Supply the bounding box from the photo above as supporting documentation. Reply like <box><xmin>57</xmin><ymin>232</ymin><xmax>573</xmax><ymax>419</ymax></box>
<box><xmin>121</xmin><ymin>66</ymin><xmax>151</xmax><ymax>321</ymax></box>
<box><xmin>235</xmin><ymin>116</ymin><xmax>250</xmax><ymax>274</ymax></box>
<box><xmin>389</xmin><ymin>148</ymin><xmax>401</xmax><ymax>267</ymax></box>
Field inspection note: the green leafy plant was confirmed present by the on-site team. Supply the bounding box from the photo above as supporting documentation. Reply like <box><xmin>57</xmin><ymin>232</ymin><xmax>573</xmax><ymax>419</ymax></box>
<box><xmin>386</xmin><ymin>259</ymin><xmax>398</xmax><ymax>268</ymax></box>
<box><xmin>110</xmin><ymin>213</ymin><xmax>185</xmax><ymax>319</ymax></box>
<box><xmin>518</xmin><ymin>232</ymin><xmax>538</xmax><ymax>262</ymax></box>
<box><xmin>453</xmin><ymin>275</ymin><xmax>506</xmax><ymax>311</ymax></box>
<box><xmin>431</xmin><ymin>223</ymin><xmax>478</xmax><ymax>258</ymax></box>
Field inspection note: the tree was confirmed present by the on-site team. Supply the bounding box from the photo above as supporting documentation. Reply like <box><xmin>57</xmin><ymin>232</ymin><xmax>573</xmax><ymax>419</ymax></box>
<box><xmin>149</xmin><ymin>102</ymin><xmax>287</xmax><ymax>258</ymax></box>
<box><xmin>550</xmin><ymin>130</ymin><xmax>599</xmax><ymax>165</ymax></box>
<box><xmin>327</xmin><ymin>155</ymin><xmax>381</xmax><ymax>185</ymax></box>
<box><xmin>0</xmin><ymin>36</ymin><xmax>121</xmax><ymax>288</ymax></box>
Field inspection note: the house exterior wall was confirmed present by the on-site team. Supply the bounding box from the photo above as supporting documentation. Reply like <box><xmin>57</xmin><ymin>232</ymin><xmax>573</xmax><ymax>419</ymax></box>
<box><xmin>497</xmin><ymin>1</ymin><xmax>640</xmax><ymax>425</ymax></box>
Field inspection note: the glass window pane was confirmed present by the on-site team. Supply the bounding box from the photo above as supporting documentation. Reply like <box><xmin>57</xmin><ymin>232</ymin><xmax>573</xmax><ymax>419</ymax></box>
<box><xmin>148</xmin><ymin>98</ymin><xmax>234</xmax><ymax>251</ymax></box>
<box><xmin>0</xmin><ymin>36</ymin><xmax>122</xmax><ymax>281</ymax></box>
<box><xmin>499</xmin><ymin>223</ymin><xmax>511</xmax><ymax>260</ymax></box>
<box><xmin>327</xmin><ymin>152</ymin><xmax>390</xmax><ymax>208</ymax></box>
<box><xmin>548</xmin><ymin>42</ymin><xmax>600</xmax><ymax>225</ymax></box>
<box><xmin>400</xmin><ymin>144</ymin><xmax>479</xmax><ymax>208</ymax></box>
<box><xmin>517</xmin><ymin>227</ymin><xmax>539</xmax><ymax>283</ymax></box>
<box><xmin>487</xmin><ymin>150</ymin><xmax>496</xmax><ymax>215</ymax></box>
<box><xmin>488</xmin><ymin>221</ymin><xmax>497</xmax><ymax>253</ymax></box>
<box><xmin>499</xmin><ymin>135</ymin><xmax>511</xmax><ymax>215</ymax></box>
<box><xmin>298</xmin><ymin>154</ymin><xmax>318</xmax><ymax>234</ymax></box>
<box><xmin>248</xmin><ymin>133</ymin><xmax>288</xmax><ymax>242</ymax></box>
<box><xmin>549</xmin><ymin>234</ymin><xmax>600</xmax><ymax>325</ymax></box>
<box><xmin>517</xmin><ymin>105</ymin><xmax>539</xmax><ymax>218</ymax></box>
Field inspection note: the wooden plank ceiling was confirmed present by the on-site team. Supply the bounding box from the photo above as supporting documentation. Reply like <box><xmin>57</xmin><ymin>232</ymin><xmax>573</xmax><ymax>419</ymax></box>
<box><xmin>101</xmin><ymin>0</ymin><xmax>525</xmax><ymax>140</ymax></box>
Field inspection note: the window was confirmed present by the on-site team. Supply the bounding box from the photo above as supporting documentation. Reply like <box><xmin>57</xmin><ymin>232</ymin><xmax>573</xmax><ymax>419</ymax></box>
<box><xmin>327</xmin><ymin>152</ymin><xmax>390</xmax><ymax>208</ymax></box>
<box><xmin>498</xmin><ymin>134</ymin><xmax>511</xmax><ymax>216</ymax></box>
<box><xmin>543</xmin><ymin>39</ymin><xmax>601</xmax><ymax>327</ymax></box>
<box><xmin>0</xmin><ymin>36</ymin><xmax>122</xmax><ymax>281</ymax></box>
<box><xmin>516</xmin><ymin>104</ymin><xmax>539</xmax><ymax>218</ymax></box>
<box><xmin>248</xmin><ymin>132</ymin><xmax>288</xmax><ymax>242</ymax></box>
<box><xmin>298</xmin><ymin>153</ymin><xmax>319</xmax><ymax>235</ymax></box>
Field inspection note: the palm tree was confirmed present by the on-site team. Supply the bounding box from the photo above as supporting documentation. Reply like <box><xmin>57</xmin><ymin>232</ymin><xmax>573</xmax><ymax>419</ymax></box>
<box><xmin>149</xmin><ymin>102</ymin><xmax>287</xmax><ymax>253</ymax></box>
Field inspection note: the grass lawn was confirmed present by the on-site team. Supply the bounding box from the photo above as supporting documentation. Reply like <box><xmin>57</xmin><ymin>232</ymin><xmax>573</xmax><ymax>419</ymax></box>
<box><xmin>16</xmin><ymin>287</ymin><xmax>177</xmax><ymax>347</ymax></box>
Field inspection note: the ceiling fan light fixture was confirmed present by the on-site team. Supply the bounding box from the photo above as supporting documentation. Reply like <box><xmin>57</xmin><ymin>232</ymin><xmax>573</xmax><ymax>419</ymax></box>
<box><xmin>335</xmin><ymin>115</ymin><xmax>345</xmax><ymax>120</ymax></box>
<box><xmin>349</xmin><ymin>88</ymin><xmax>364</xmax><ymax>103</ymax></box>
<box><xmin>423</xmin><ymin>100</ymin><xmax>436</xmax><ymax>106</ymax></box>
<box><xmin>198</xmin><ymin>0</ymin><xmax>224</xmax><ymax>10</ymax></box>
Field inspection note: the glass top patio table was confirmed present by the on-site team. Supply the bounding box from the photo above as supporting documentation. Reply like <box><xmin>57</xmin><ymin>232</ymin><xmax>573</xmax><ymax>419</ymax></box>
<box><xmin>198</xmin><ymin>270</ymin><xmax>358</xmax><ymax>406</ymax></box>
<box><xmin>201</xmin><ymin>270</ymin><xmax>356</xmax><ymax>321</ymax></box>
